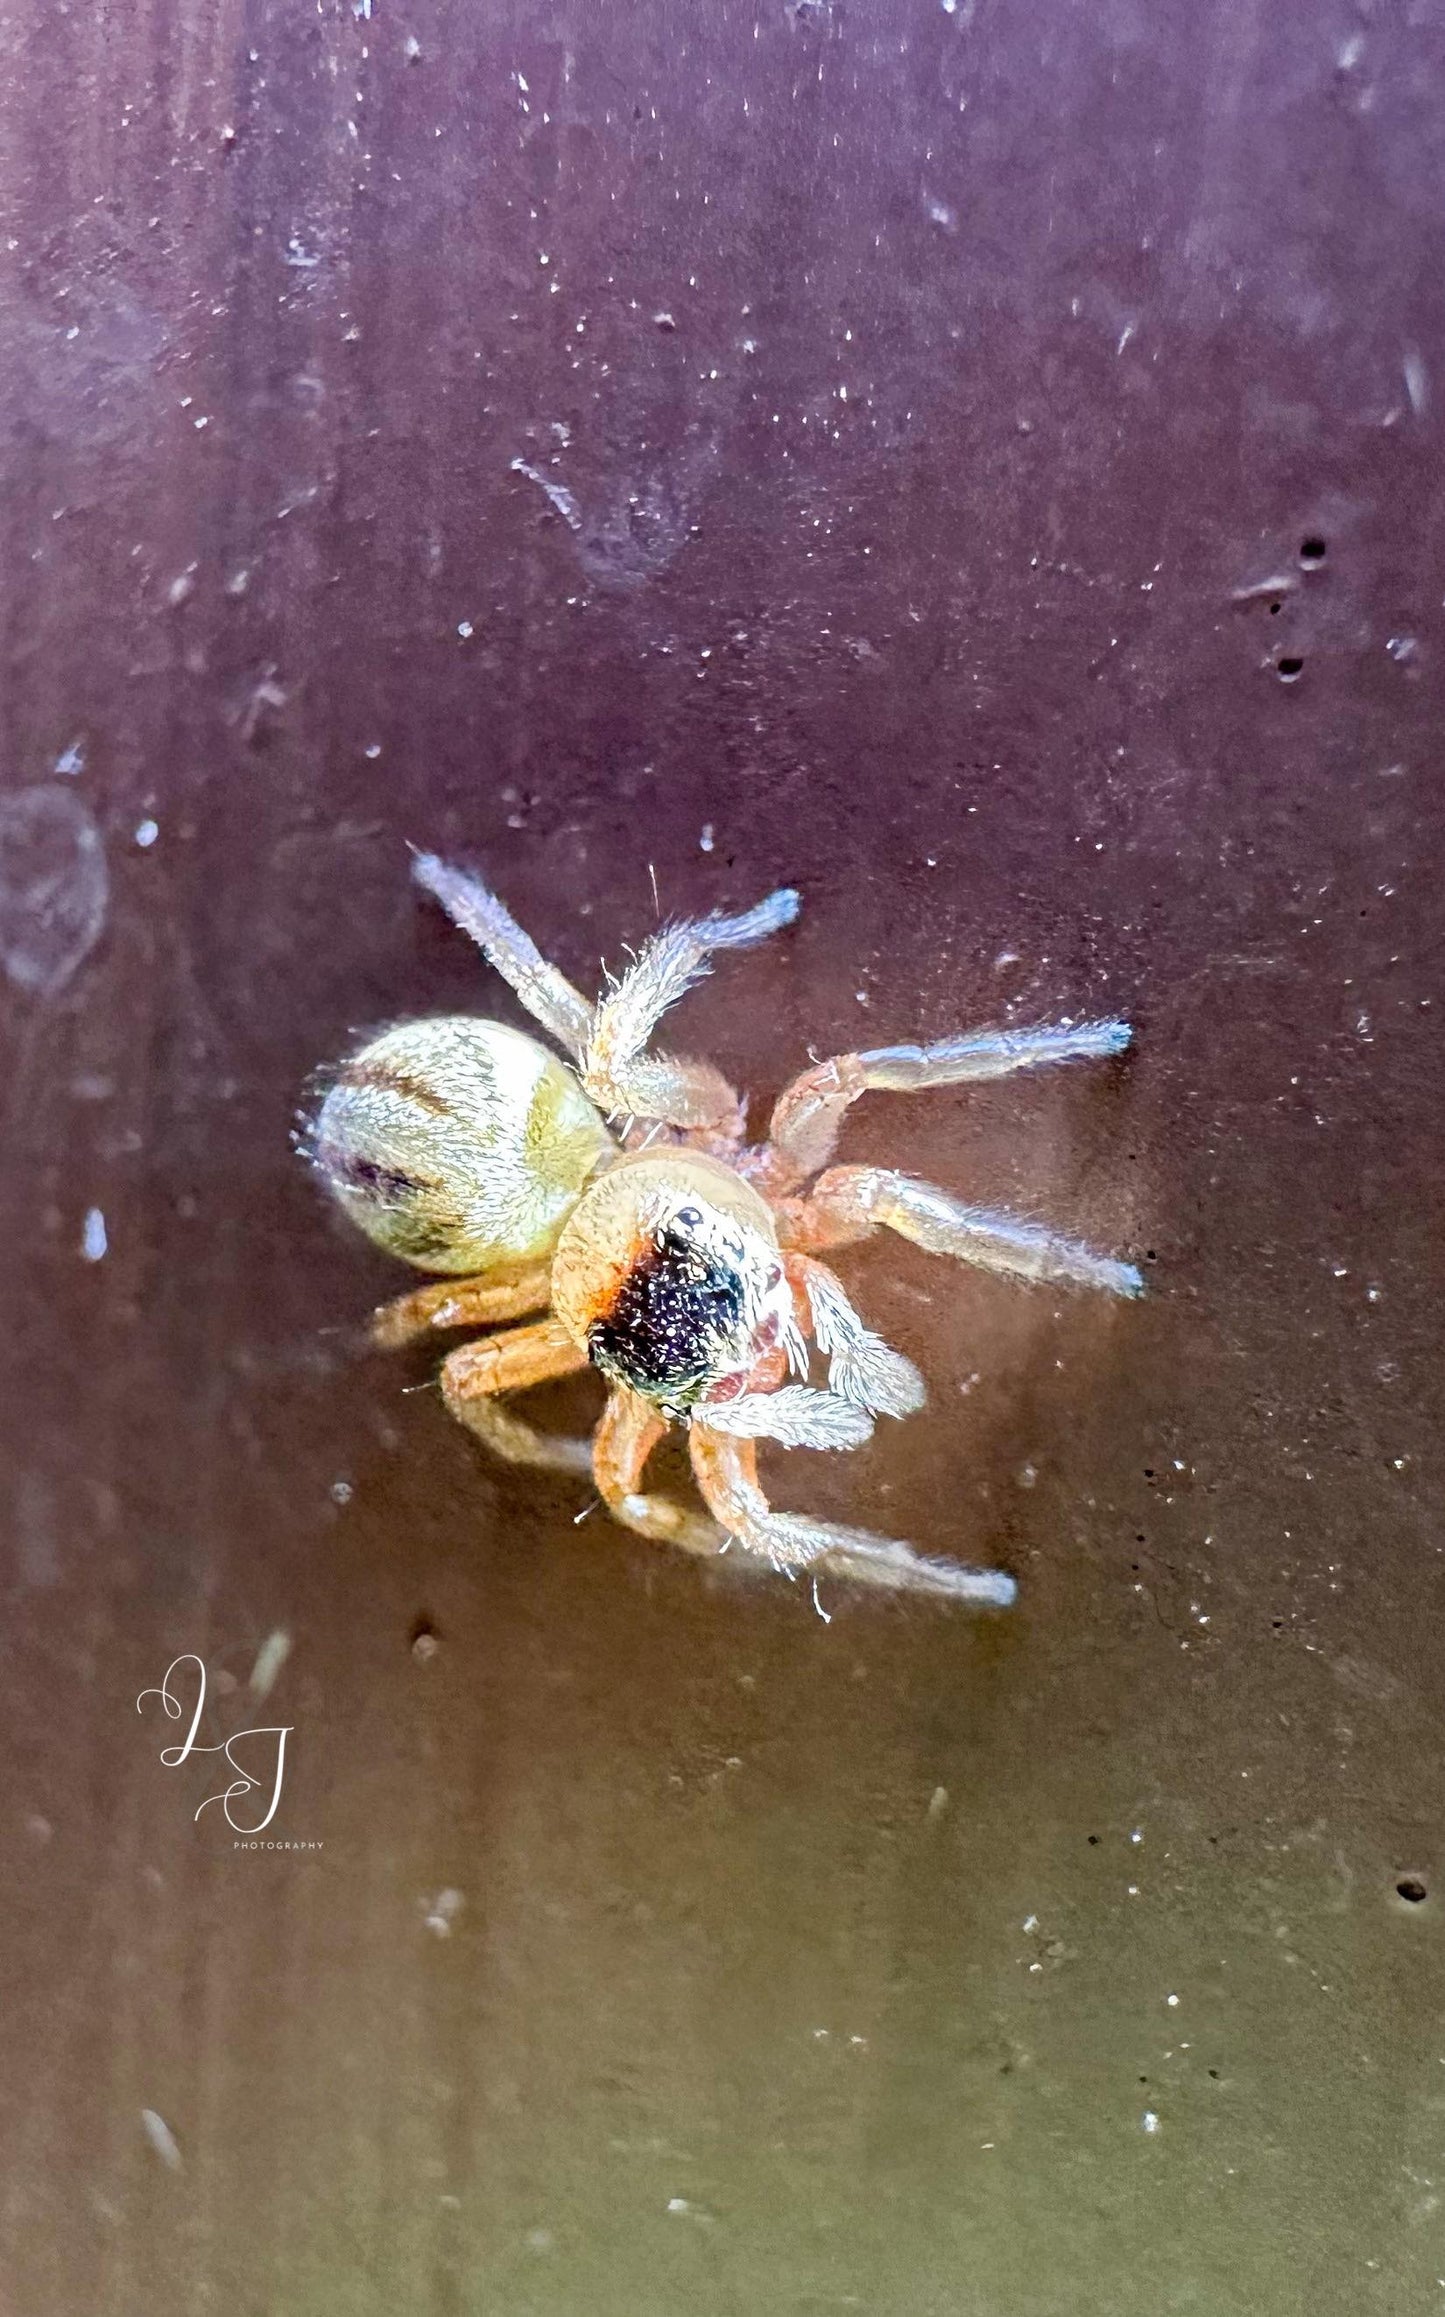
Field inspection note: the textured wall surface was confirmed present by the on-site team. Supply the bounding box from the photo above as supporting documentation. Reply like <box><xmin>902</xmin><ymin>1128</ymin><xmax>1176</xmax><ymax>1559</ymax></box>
<box><xmin>1</xmin><ymin>0</ymin><xmax>1442</xmax><ymax>2310</ymax></box>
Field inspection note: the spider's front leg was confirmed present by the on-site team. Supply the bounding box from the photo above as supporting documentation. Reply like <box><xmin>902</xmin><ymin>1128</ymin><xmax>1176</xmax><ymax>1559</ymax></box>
<box><xmin>591</xmin><ymin>1386</ymin><xmax>726</xmax><ymax>1559</ymax></box>
<box><xmin>688</xmin><ymin>1427</ymin><xmax>1016</xmax><ymax>1606</ymax></box>
<box><xmin>761</xmin><ymin>1020</ymin><xmax>1133</xmax><ymax>1188</ymax></box>
<box><xmin>784</xmin><ymin>1166</ymin><xmax>1143</xmax><ymax>1299</ymax></box>
<box><xmin>438</xmin><ymin>1316</ymin><xmax>595</xmax><ymax>1474</ymax></box>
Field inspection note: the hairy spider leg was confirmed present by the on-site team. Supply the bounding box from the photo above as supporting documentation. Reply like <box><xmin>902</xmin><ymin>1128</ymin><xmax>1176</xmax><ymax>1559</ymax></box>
<box><xmin>688</xmin><ymin>1426</ymin><xmax>1016</xmax><ymax>1605</ymax></box>
<box><xmin>591</xmin><ymin>1386</ymin><xmax>726</xmax><ymax>1558</ymax></box>
<box><xmin>763</xmin><ymin>1020</ymin><xmax>1133</xmax><ymax>1186</ymax></box>
<box><xmin>411</xmin><ymin>853</ymin><xmax>594</xmax><ymax>1056</ymax></box>
<box><xmin>787</xmin><ymin>1165</ymin><xmax>1144</xmax><ymax>1298</ymax></box>
<box><xmin>439</xmin><ymin>1316</ymin><xmax>594</xmax><ymax>1473</ymax></box>
<box><xmin>580</xmin><ymin>887</ymin><xmax>800</xmax><ymax>1131</ymax></box>
<box><xmin>685</xmin><ymin>1322</ymin><xmax>882</xmax><ymax>1453</ymax></box>
<box><xmin>783</xmin><ymin>1251</ymin><xmax>926</xmax><ymax>1417</ymax></box>
<box><xmin>371</xmin><ymin>1262</ymin><xmax>554</xmax><ymax>1350</ymax></box>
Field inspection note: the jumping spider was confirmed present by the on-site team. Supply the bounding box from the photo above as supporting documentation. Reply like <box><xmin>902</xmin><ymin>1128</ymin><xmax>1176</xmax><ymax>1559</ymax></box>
<box><xmin>307</xmin><ymin>856</ymin><xmax>1141</xmax><ymax>1605</ymax></box>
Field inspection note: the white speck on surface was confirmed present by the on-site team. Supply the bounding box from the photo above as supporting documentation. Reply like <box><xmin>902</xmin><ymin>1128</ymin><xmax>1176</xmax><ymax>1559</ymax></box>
<box><xmin>141</xmin><ymin>2110</ymin><xmax>183</xmax><ymax>2169</ymax></box>
<box><xmin>54</xmin><ymin>739</ymin><xmax>85</xmax><ymax>776</ymax></box>
<box><xmin>364</xmin><ymin>743</ymin><xmax>381</xmax><ymax>759</ymax></box>
<box><xmin>927</xmin><ymin>1784</ymin><xmax>949</xmax><ymax>1820</ymax></box>
<box><xmin>134</xmin><ymin>818</ymin><xmax>159</xmax><ymax>849</ymax></box>
<box><xmin>457</xmin><ymin>620</ymin><xmax>474</xmax><ymax>638</ymax></box>
<box><xmin>1166</xmin><ymin>1992</ymin><xmax>1180</xmax><ymax>2007</ymax></box>
<box><xmin>166</xmin><ymin>567</ymin><xmax>197</xmax><ymax>607</ymax></box>
<box><xmin>403</xmin><ymin>32</ymin><xmax>421</xmax><ymax>58</ymax></box>
<box><xmin>249</xmin><ymin>1630</ymin><xmax>292</xmax><ymax>1700</ymax></box>
<box><xmin>81</xmin><ymin>1208</ymin><xmax>107</xmax><ymax>1262</ymax></box>
<box><xmin>699</xmin><ymin>823</ymin><xmax>714</xmax><ymax>852</ymax></box>
<box><xmin>330</xmin><ymin>1478</ymin><xmax>353</xmax><ymax>1505</ymax></box>
<box><xmin>666</xmin><ymin>2197</ymin><xmax>692</xmax><ymax>2215</ymax></box>
<box><xmin>1404</xmin><ymin>349</ymin><xmax>1429</xmax><ymax>417</ymax></box>
<box><xmin>1141</xmin><ymin>2110</ymin><xmax>1160</xmax><ymax>2134</ymax></box>
<box><xmin>423</xmin><ymin>1888</ymin><xmax>464</xmax><ymax>1937</ymax></box>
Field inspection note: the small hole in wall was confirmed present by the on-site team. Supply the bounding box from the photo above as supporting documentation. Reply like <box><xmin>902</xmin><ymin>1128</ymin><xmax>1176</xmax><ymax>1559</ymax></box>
<box><xmin>1299</xmin><ymin>536</ymin><xmax>1327</xmax><ymax>566</ymax></box>
<box><xmin>1396</xmin><ymin>1877</ymin><xmax>1429</xmax><ymax>1905</ymax></box>
<box><xmin>1276</xmin><ymin>655</ymin><xmax>1304</xmax><ymax>681</ymax></box>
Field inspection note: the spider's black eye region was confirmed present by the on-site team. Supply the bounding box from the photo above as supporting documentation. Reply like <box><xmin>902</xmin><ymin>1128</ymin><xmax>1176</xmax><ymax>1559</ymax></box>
<box><xmin>588</xmin><ymin>1234</ymin><xmax>746</xmax><ymax>1403</ymax></box>
<box><xmin>674</xmin><ymin>1206</ymin><xmax>703</xmax><ymax>1228</ymax></box>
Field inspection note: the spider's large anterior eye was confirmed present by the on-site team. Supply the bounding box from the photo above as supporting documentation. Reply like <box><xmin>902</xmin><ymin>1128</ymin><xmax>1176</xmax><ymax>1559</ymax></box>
<box><xmin>675</xmin><ymin>1206</ymin><xmax>703</xmax><ymax>1228</ymax></box>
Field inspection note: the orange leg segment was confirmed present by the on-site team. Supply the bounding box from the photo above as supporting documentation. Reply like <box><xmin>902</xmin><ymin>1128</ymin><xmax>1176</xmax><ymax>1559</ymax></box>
<box><xmin>439</xmin><ymin>1316</ymin><xmax>593</xmax><ymax>1474</ymax></box>
<box><xmin>591</xmin><ymin>1388</ymin><xmax>725</xmax><ymax>1558</ymax></box>
<box><xmin>372</xmin><ymin>1263</ymin><xmax>553</xmax><ymax>1350</ymax></box>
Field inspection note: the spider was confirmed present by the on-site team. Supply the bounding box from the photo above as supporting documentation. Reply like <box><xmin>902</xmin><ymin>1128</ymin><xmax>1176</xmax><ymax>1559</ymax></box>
<box><xmin>306</xmin><ymin>855</ymin><xmax>1141</xmax><ymax>1606</ymax></box>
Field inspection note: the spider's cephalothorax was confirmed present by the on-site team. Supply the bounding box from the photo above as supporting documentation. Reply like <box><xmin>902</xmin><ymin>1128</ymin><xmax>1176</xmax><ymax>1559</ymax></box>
<box><xmin>551</xmin><ymin>1154</ymin><xmax>804</xmax><ymax>1420</ymax></box>
<box><xmin>308</xmin><ymin>854</ymin><xmax>1142</xmax><ymax>1605</ymax></box>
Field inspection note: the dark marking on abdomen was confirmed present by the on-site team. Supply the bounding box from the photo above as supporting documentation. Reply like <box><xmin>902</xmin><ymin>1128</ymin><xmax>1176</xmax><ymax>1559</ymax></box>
<box><xmin>332</xmin><ymin>1057</ymin><xmax>458</xmax><ymax>1118</ymax></box>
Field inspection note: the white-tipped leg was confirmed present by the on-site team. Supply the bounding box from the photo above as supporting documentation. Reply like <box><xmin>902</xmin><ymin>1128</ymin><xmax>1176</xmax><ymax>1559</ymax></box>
<box><xmin>411</xmin><ymin>853</ymin><xmax>594</xmax><ymax>1055</ymax></box>
<box><xmin>581</xmin><ymin>887</ymin><xmax>800</xmax><ymax>1127</ymax></box>
<box><xmin>688</xmin><ymin>1428</ymin><xmax>1016</xmax><ymax>1606</ymax></box>
<box><xmin>802</xmin><ymin>1166</ymin><xmax>1144</xmax><ymax>1298</ymax></box>
<box><xmin>766</xmin><ymin>1020</ymin><xmax>1132</xmax><ymax>1182</ymax></box>
<box><xmin>785</xmin><ymin>1254</ymin><xmax>926</xmax><ymax>1418</ymax></box>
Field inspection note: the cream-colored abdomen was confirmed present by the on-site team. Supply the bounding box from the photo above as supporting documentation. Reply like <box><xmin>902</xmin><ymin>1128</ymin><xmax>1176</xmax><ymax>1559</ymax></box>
<box><xmin>313</xmin><ymin>1017</ymin><xmax>615</xmax><ymax>1274</ymax></box>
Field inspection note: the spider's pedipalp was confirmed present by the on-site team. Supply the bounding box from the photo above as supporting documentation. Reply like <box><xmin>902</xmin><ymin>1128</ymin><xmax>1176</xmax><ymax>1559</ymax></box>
<box><xmin>788</xmin><ymin>1253</ymin><xmax>925</xmax><ymax>1418</ymax></box>
<box><xmin>411</xmin><ymin>852</ymin><xmax>594</xmax><ymax>1055</ymax></box>
<box><xmin>694</xmin><ymin>1384</ymin><xmax>875</xmax><ymax>1451</ymax></box>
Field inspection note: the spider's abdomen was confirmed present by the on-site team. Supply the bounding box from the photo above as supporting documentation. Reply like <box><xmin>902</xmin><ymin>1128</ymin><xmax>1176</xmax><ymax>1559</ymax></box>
<box><xmin>311</xmin><ymin>1017</ymin><xmax>614</xmax><ymax>1275</ymax></box>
